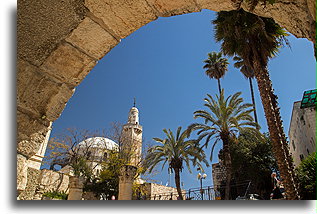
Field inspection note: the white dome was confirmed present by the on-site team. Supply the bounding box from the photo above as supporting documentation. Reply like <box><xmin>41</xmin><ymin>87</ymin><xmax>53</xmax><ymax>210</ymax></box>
<box><xmin>130</xmin><ymin>107</ymin><xmax>139</xmax><ymax>112</ymax></box>
<box><xmin>76</xmin><ymin>137</ymin><xmax>118</xmax><ymax>151</ymax></box>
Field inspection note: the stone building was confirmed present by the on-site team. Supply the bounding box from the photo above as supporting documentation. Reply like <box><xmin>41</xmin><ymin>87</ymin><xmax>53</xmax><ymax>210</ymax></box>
<box><xmin>120</xmin><ymin>104</ymin><xmax>143</xmax><ymax>167</ymax></box>
<box><xmin>211</xmin><ymin>162</ymin><xmax>226</xmax><ymax>200</ymax></box>
<box><xmin>140</xmin><ymin>183</ymin><xmax>186</xmax><ymax>200</ymax></box>
<box><xmin>288</xmin><ymin>89</ymin><xmax>316</xmax><ymax>167</ymax></box>
<box><xmin>118</xmin><ymin>103</ymin><xmax>143</xmax><ymax>200</ymax></box>
<box><xmin>60</xmin><ymin>136</ymin><xmax>119</xmax><ymax>176</ymax></box>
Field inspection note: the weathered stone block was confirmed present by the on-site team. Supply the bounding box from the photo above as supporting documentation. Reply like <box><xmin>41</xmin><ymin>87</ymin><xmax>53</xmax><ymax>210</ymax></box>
<box><xmin>306</xmin><ymin>0</ymin><xmax>316</xmax><ymax>21</ymax></box>
<box><xmin>17</xmin><ymin>110</ymin><xmax>49</xmax><ymax>140</ymax></box>
<box><xmin>17</xmin><ymin>132</ymin><xmax>46</xmax><ymax>159</ymax></box>
<box><xmin>242</xmin><ymin>0</ymin><xmax>315</xmax><ymax>41</ymax></box>
<box><xmin>17</xmin><ymin>59</ymin><xmax>74</xmax><ymax>120</ymax></box>
<box><xmin>17</xmin><ymin>111</ymin><xmax>51</xmax><ymax>158</ymax></box>
<box><xmin>18</xmin><ymin>167</ymin><xmax>41</xmax><ymax>200</ymax></box>
<box><xmin>147</xmin><ymin>0</ymin><xmax>201</xmax><ymax>17</ymax></box>
<box><xmin>66</xmin><ymin>17</ymin><xmax>119</xmax><ymax>60</ymax></box>
<box><xmin>68</xmin><ymin>176</ymin><xmax>84</xmax><ymax>200</ymax></box>
<box><xmin>38</xmin><ymin>169</ymin><xmax>70</xmax><ymax>193</ymax></box>
<box><xmin>42</xmin><ymin>42</ymin><xmax>96</xmax><ymax>86</ymax></box>
<box><xmin>46</xmin><ymin>83</ymin><xmax>75</xmax><ymax>121</ymax></box>
<box><xmin>196</xmin><ymin>0</ymin><xmax>235</xmax><ymax>12</ymax></box>
<box><xmin>17</xmin><ymin>154</ymin><xmax>28</xmax><ymax>193</ymax></box>
<box><xmin>85</xmin><ymin>0</ymin><xmax>158</xmax><ymax>39</ymax></box>
<box><xmin>17</xmin><ymin>0</ymin><xmax>87</xmax><ymax>66</ymax></box>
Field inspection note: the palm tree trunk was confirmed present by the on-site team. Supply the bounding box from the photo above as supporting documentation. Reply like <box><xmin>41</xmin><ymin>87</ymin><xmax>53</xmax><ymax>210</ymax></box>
<box><xmin>217</xmin><ymin>79</ymin><xmax>222</xmax><ymax>94</ymax></box>
<box><xmin>220</xmin><ymin>133</ymin><xmax>232</xmax><ymax>200</ymax></box>
<box><xmin>249</xmin><ymin>77</ymin><xmax>258</xmax><ymax>125</ymax></box>
<box><xmin>267</xmin><ymin>77</ymin><xmax>300</xmax><ymax>197</ymax></box>
<box><xmin>252</xmin><ymin>58</ymin><xmax>299</xmax><ymax>199</ymax></box>
<box><xmin>174</xmin><ymin>168</ymin><xmax>183</xmax><ymax>200</ymax></box>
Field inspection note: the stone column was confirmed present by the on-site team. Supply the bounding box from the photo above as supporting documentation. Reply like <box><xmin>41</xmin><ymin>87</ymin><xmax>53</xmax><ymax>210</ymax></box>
<box><xmin>17</xmin><ymin>154</ymin><xmax>28</xmax><ymax>199</ymax></box>
<box><xmin>118</xmin><ymin>165</ymin><xmax>137</xmax><ymax>200</ymax></box>
<box><xmin>67</xmin><ymin>176</ymin><xmax>84</xmax><ymax>200</ymax></box>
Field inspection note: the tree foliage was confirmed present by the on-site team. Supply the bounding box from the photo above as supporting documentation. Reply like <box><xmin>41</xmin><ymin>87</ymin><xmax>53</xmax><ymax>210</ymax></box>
<box><xmin>296</xmin><ymin>152</ymin><xmax>316</xmax><ymax>200</ymax></box>
<box><xmin>45</xmin><ymin>128</ymin><xmax>102</xmax><ymax>179</ymax></box>
<box><xmin>212</xmin><ymin>9</ymin><xmax>300</xmax><ymax>200</ymax></box>
<box><xmin>45</xmin><ymin>123</ymin><xmax>146</xmax><ymax>200</ymax></box>
<box><xmin>203</xmin><ymin>51</ymin><xmax>229</xmax><ymax>94</ymax></box>
<box><xmin>229</xmin><ymin>131</ymin><xmax>278</xmax><ymax>199</ymax></box>
<box><xmin>188</xmin><ymin>89</ymin><xmax>259</xmax><ymax>161</ymax></box>
<box><xmin>188</xmin><ymin>89</ymin><xmax>259</xmax><ymax>199</ymax></box>
<box><xmin>144</xmin><ymin>127</ymin><xmax>209</xmax><ymax>200</ymax></box>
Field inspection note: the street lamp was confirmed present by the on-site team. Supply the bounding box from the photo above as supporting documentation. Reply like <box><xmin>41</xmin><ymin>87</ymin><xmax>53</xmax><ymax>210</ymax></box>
<box><xmin>197</xmin><ymin>173</ymin><xmax>207</xmax><ymax>200</ymax></box>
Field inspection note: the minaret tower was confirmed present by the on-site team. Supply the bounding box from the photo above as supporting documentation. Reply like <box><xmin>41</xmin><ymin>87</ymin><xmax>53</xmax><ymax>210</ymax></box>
<box><xmin>118</xmin><ymin>99</ymin><xmax>143</xmax><ymax>200</ymax></box>
<box><xmin>120</xmin><ymin>98</ymin><xmax>143</xmax><ymax>166</ymax></box>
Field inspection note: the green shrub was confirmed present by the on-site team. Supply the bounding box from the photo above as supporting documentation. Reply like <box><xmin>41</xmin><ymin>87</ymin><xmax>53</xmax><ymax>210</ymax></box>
<box><xmin>43</xmin><ymin>190</ymin><xmax>68</xmax><ymax>200</ymax></box>
<box><xmin>296</xmin><ymin>152</ymin><xmax>316</xmax><ymax>200</ymax></box>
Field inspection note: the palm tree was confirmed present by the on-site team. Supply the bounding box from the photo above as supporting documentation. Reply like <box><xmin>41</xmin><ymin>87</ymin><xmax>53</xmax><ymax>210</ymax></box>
<box><xmin>203</xmin><ymin>52</ymin><xmax>229</xmax><ymax>94</ymax></box>
<box><xmin>233</xmin><ymin>56</ymin><xmax>258</xmax><ymax>124</ymax></box>
<box><xmin>213</xmin><ymin>9</ymin><xmax>299</xmax><ymax>199</ymax></box>
<box><xmin>144</xmin><ymin>127</ymin><xmax>209</xmax><ymax>200</ymax></box>
<box><xmin>188</xmin><ymin>90</ymin><xmax>259</xmax><ymax>200</ymax></box>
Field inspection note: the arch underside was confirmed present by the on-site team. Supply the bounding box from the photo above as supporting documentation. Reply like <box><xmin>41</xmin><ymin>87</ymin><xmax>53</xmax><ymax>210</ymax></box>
<box><xmin>17</xmin><ymin>0</ymin><xmax>316</xmax><ymax>191</ymax></box>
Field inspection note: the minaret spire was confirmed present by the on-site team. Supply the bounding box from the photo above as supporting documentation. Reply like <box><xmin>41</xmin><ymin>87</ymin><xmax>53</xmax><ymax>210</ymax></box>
<box><xmin>133</xmin><ymin>97</ymin><xmax>136</xmax><ymax>107</ymax></box>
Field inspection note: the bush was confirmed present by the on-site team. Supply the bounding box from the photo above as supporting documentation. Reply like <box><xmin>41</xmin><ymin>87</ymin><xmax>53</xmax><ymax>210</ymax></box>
<box><xmin>42</xmin><ymin>190</ymin><xmax>68</xmax><ymax>200</ymax></box>
<box><xmin>296</xmin><ymin>152</ymin><xmax>316</xmax><ymax>200</ymax></box>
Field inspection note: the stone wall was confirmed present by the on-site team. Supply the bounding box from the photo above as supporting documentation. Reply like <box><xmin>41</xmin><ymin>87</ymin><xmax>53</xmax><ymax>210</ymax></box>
<box><xmin>18</xmin><ymin>167</ymin><xmax>41</xmax><ymax>200</ymax></box>
<box><xmin>32</xmin><ymin>169</ymin><xmax>69</xmax><ymax>200</ymax></box>
<box><xmin>288</xmin><ymin>101</ymin><xmax>316</xmax><ymax>167</ymax></box>
<box><xmin>212</xmin><ymin>163</ymin><xmax>227</xmax><ymax>188</ymax></box>
<box><xmin>17</xmin><ymin>0</ymin><xmax>316</xmax><ymax>196</ymax></box>
<box><xmin>143</xmin><ymin>183</ymin><xmax>186</xmax><ymax>200</ymax></box>
<box><xmin>39</xmin><ymin>169</ymin><xmax>70</xmax><ymax>193</ymax></box>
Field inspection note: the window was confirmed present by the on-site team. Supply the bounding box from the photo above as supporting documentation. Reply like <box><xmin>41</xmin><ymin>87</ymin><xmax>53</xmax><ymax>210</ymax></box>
<box><xmin>103</xmin><ymin>152</ymin><xmax>108</xmax><ymax>160</ymax></box>
<box><xmin>299</xmin><ymin>154</ymin><xmax>304</xmax><ymax>161</ymax></box>
<box><xmin>292</xmin><ymin>140</ymin><xmax>296</xmax><ymax>151</ymax></box>
<box><xmin>307</xmin><ymin>148</ymin><xmax>310</xmax><ymax>154</ymax></box>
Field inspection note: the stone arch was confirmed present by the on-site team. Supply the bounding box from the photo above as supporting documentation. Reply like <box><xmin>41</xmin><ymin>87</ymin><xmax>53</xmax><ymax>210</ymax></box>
<box><xmin>17</xmin><ymin>0</ymin><xmax>315</xmax><ymax>193</ymax></box>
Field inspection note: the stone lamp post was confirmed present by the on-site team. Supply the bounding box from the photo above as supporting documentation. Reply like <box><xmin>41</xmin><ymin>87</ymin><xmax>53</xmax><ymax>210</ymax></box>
<box><xmin>118</xmin><ymin>165</ymin><xmax>137</xmax><ymax>200</ymax></box>
<box><xmin>67</xmin><ymin>176</ymin><xmax>85</xmax><ymax>200</ymax></box>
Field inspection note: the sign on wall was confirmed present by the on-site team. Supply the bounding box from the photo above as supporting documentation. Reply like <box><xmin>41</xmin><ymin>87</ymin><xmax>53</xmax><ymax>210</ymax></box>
<box><xmin>300</xmin><ymin>89</ymin><xmax>317</xmax><ymax>108</ymax></box>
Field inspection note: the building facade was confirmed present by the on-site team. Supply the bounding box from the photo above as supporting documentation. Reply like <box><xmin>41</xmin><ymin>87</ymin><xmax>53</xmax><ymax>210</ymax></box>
<box><xmin>288</xmin><ymin>89</ymin><xmax>316</xmax><ymax>168</ymax></box>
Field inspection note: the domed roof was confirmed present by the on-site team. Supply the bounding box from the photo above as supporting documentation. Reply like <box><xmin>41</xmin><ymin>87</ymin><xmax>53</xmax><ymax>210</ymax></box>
<box><xmin>76</xmin><ymin>137</ymin><xmax>118</xmax><ymax>151</ymax></box>
<box><xmin>130</xmin><ymin>106</ymin><xmax>139</xmax><ymax>112</ymax></box>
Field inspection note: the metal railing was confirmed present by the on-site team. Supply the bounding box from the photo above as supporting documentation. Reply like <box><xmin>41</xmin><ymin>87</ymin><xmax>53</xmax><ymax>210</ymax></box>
<box><xmin>149</xmin><ymin>180</ymin><xmax>251</xmax><ymax>200</ymax></box>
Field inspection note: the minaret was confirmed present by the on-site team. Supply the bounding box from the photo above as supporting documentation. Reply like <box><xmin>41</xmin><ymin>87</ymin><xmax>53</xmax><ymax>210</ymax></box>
<box><xmin>118</xmin><ymin>100</ymin><xmax>143</xmax><ymax>200</ymax></box>
<box><xmin>120</xmin><ymin>99</ymin><xmax>143</xmax><ymax>166</ymax></box>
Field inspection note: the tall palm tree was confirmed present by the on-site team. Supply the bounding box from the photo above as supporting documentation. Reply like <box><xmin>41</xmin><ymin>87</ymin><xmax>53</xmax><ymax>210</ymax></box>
<box><xmin>203</xmin><ymin>52</ymin><xmax>229</xmax><ymax>94</ymax></box>
<box><xmin>188</xmin><ymin>90</ymin><xmax>259</xmax><ymax>200</ymax></box>
<box><xmin>233</xmin><ymin>56</ymin><xmax>259</xmax><ymax>124</ymax></box>
<box><xmin>213</xmin><ymin>9</ymin><xmax>299</xmax><ymax>199</ymax></box>
<box><xmin>144</xmin><ymin>127</ymin><xmax>209</xmax><ymax>200</ymax></box>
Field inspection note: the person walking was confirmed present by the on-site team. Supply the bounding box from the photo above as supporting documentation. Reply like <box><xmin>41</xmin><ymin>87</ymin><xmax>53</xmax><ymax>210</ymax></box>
<box><xmin>271</xmin><ymin>172</ymin><xmax>284</xmax><ymax>199</ymax></box>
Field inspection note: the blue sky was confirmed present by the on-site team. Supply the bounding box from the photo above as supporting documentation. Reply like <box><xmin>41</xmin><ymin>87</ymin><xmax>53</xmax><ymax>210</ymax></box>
<box><xmin>44</xmin><ymin>9</ymin><xmax>316</xmax><ymax>191</ymax></box>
